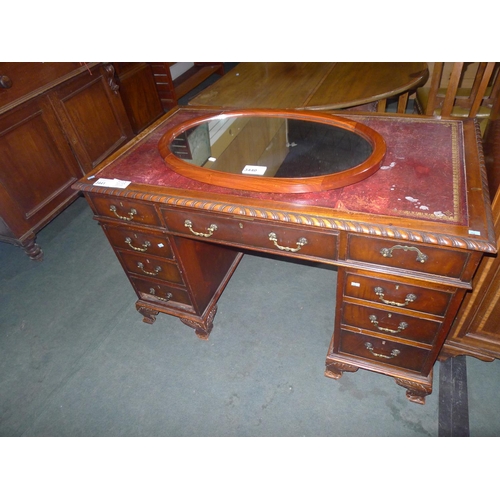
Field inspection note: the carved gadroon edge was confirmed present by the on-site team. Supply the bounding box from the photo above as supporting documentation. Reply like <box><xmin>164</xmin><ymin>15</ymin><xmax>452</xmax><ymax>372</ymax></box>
<box><xmin>474</xmin><ymin>119</ymin><xmax>496</xmax><ymax>249</ymax></box>
<box><xmin>74</xmin><ymin>183</ymin><xmax>497</xmax><ymax>254</ymax></box>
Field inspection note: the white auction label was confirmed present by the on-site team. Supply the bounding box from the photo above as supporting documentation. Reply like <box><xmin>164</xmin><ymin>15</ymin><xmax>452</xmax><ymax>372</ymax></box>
<box><xmin>93</xmin><ymin>178</ymin><xmax>131</xmax><ymax>188</ymax></box>
<box><xmin>242</xmin><ymin>165</ymin><xmax>267</xmax><ymax>176</ymax></box>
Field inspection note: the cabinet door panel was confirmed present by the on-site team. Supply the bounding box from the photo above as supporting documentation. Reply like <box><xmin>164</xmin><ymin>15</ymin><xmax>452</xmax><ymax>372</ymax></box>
<box><xmin>114</xmin><ymin>63</ymin><xmax>164</xmax><ymax>134</ymax></box>
<box><xmin>52</xmin><ymin>65</ymin><xmax>133</xmax><ymax>173</ymax></box>
<box><xmin>0</xmin><ymin>97</ymin><xmax>81</xmax><ymax>232</ymax></box>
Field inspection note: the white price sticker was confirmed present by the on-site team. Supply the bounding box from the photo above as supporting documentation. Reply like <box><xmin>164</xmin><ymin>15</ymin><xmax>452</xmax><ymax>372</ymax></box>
<box><xmin>93</xmin><ymin>178</ymin><xmax>131</xmax><ymax>188</ymax></box>
<box><xmin>242</xmin><ymin>165</ymin><xmax>267</xmax><ymax>176</ymax></box>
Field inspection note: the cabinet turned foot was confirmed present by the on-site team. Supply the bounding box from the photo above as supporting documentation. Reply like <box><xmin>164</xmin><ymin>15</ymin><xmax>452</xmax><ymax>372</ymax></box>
<box><xmin>22</xmin><ymin>235</ymin><xmax>43</xmax><ymax>261</ymax></box>
<box><xmin>325</xmin><ymin>361</ymin><xmax>359</xmax><ymax>380</ymax></box>
<box><xmin>180</xmin><ymin>305</ymin><xmax>217</xmax><ymax>341</ymax></box>
<box><xmin>395</xmin><ymin>378</ymin><xmax>432</xmax><ymax>405</ymax></box>
<box><xmin>136</xmin><ymin>305</ymin><xmax>159</xmax><ymax>324</ymax></box>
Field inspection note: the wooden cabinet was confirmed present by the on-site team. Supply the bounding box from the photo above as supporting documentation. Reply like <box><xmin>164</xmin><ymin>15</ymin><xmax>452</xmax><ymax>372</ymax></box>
<box><xmin>0</xmin><ymin>62</ymin><xmax>162</xmax><ymax>260</ymax></box>
<box><xmin>0</xmin><ymin>93</ymin><xmax>83</xmax><ymax>259</ymax></box>
<box><xmin>49</xmin><ymin>65</ymin><xmax>134</xmax><ymax>174</ymax></box>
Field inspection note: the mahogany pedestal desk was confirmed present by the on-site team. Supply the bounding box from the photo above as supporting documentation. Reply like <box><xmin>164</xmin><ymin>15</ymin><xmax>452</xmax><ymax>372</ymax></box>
<box><xmin>73</xmin><ymin>107</ymin><xmax>496</xmax><ymax>404</ymax></box>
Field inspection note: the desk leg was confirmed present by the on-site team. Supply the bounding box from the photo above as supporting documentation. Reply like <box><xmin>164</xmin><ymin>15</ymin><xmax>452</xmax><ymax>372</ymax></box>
<box><xmin>180</xmin><ymin>305</ymin><xmax>217</xmax><ymax>340</ymax></box>
<box><xmin>395</xmin><ymin>374</ymin><xmax>433</xmax><ymax>405</ymax></box>
<box><xmin>136</xmin><ymin>304</ymin><xmax>159</xmax><ymax>324</ymax></box>
<box><xmin>324</xmin><ymin>360</ymin><xmax>359</xmax><ymax>379</ymax></box>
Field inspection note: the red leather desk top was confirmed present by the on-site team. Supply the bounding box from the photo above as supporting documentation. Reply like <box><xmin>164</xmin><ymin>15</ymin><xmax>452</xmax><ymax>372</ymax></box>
<box><xmin>94</xmin><ymin>109</ymin><xmax>469</xmax><ymax>227</ymax></box>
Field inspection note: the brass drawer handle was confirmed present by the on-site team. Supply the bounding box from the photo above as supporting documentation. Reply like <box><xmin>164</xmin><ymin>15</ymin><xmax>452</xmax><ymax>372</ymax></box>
<box><xmin>184</xmin><ymin>220</ymin><xmax>218</xmax><ymax>237</ymax></box>
<box><xmin>110</xmin><ymin>205</ymin><xmax>137</xmax><ymax>221</ymax></box>
<box><xmin>125</xmin><ymin>237</ymin><xmax>151</xmax><ymax>252</ymax></box>
<box><xmin>149</xmin><ymin>288</ymin><xmax>173</xmax><ymax>302</ymax></box>
<box><xmin>137</xmin><ymin>262</ymin><xmax>161</xmax><ymax>276</ymax></box>
<box><xmin>380</xmin><ymin>244</ymin><xmax>427</xmax><ymax>263</ymax></box>
<box><xmin>365</xmin><ymin>342</ymin><xmax>401</xmax><ymax>359</ymax></box>
<box><xmin>268</xmin><ymin>232</ymin><xmax>308</xmax><ymax>253</ymax></box>
<box><xmin>0</xmin><ymin>75</ymin><xmax>13</xmax><ymax>89</ymax></box>
<box><xmin>369</xmin><ymin>314</ymin><xmax>408</xmax><ymax>334</ymax></box>
<box><xmin>374</xmin><ymin>287</ymin><xmax>417</xmax><ymax>307</ymax></box>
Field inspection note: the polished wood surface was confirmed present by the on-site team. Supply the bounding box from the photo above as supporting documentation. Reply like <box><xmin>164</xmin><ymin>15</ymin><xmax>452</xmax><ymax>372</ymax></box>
<box><xmin>188</xmin><ymin>62</ymin><xmax>428</xmax><ymax>110</ymax></box>
<box><xmin>73</xmin><ymin>107</ymin><xmax>495</xmax><ymax>404</ymax></box>
<box><xmin>113</xmin><ymin>63</ymin><xmax>164</xmax><ymax>134</ymax></box>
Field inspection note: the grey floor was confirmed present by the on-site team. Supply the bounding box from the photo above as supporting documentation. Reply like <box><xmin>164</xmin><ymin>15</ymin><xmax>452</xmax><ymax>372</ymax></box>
<box><xmin>1</xmin><ymin>196</ymin><xmax>499</xmax><ymax>436</ymax></box>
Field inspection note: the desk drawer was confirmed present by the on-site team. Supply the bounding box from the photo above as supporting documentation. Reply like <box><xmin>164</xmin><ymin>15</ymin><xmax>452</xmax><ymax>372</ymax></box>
<box><xmin>118</xmin><ymin>251</ymin><xmax>184</xmax><ymax>285</ymax></box>
<box><xmin>346</xmin><ymin>234</ymin><xmax>469</xmax><ymax>278</ymax></box>
<box><xmin>161</xmin><ymin>208</ymin><xmax>338</xmax><ymax>261</ymax></box>
<box><xmin>88</xmin><ymin>194</ymin><xmax>162</xmax><ymax>227</ymax></box>
<box><xmin>343</xmin><ymin>272</ymin><xmax>453</xmax><ymax>316</ymax></box>
<box><xmin>342</xmin><ymin>302</ymin><xmax>440</xmax><ymax>345</ymax></box>
<box><xmin>339</xmin><ymin>329</ymin><xmax>430</xmax><ymax>373</ymax></box>
<box><xmin>131</xmin><ymin>277</ymin><xmax>193</xmax><ymax>308</ymax></box>
<box><xmin>102</xmin><ymin>224</ymin><xmax>173</xmax><ymax>259</ymax></box>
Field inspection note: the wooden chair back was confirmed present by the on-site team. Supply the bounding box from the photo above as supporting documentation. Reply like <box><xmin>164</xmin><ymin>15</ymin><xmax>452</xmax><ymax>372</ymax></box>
<box><xmin>416</xmin><ymin>63</ymin><xmax>500</xmax><ymax>124</ymax></box>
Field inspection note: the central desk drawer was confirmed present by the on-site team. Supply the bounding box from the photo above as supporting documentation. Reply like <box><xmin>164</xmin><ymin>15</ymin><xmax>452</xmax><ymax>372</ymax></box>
<box><xmin>161</xmin><ymin>208</ymin><xmax>338</xmax><ymax>261</ymax></box>
<box><xmin>346</xmin><ymin>234</ymin><xmax>469</xmax><ymax>278</ymax></box>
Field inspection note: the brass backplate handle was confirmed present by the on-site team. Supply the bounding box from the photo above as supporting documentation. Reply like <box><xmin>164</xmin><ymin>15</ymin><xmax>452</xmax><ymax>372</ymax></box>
<box><xmin>125</xmin><ymin>237</ymin><xmax>151</xmax><ymax>252</ymax></box>
<box><xmin>184</xmin><ymin>220</ymin><xmax>218</xmax><ymax>237</ymax></box>
<box><xmin>365</xmin><ymin>342</ymin><xmax>401</xmax><ymax>359</ymax></box>
<box><xmin>374</xmin><ymin>287</ymin><xmax>417</xmax><ymax>307</ymax></box>
<box><xmin>380</xmin><ymin>244</ymin><xmax>427</xmax><ymax>263</ymax></box>
<box><xmin>268</xmin><ymin>232</ymin><xmax>308</xmax><ymax>253</ymax></box>
<box><xmin>110</xmin><ymin>205</ymin><xmax>137</xmax><ymax>221</ymax></box>
<box><xmin>149</xmin><ymin>288</ymin><xmax>173</xmax><ymax>302</ymax></box>
<box><xmin>369</xmin><ymin>314</ymin><xmax>408</xmax><ymax>334</ymax></box>
<box><xmin>137</xmin><ymin>262</ymin><xmax>161</xmax><ymax>276</ymax></box>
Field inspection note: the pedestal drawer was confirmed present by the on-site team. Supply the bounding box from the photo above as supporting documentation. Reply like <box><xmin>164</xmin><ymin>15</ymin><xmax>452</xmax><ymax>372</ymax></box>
<box><xmin>161</xmin><ymin>207</ymin><xmax>338</xmax><ymax>261</ymax></box>
<box><xmin>346</xmin><ymin>234</ymin><xmax>469</xmax><ymax>278</ymax></box>
<box><xmin>102</xmin><ymin>224</ymin><xmax>173</xmax><ymax>259</ymax></box>
<box><xmin>343</xmin><ymin>272</ymin><xmax>453</xmax><ymax>316</ymax></box>
<box><xmin>130</xmin><ymin>277</ymin><xmax>193</xmax><ymax>308</ymax></box>
<box><xmin>88</xmin><ymin>194</ymin><xmax>162</xmax><ymax>227</ymax></box>
<box><xmin>342</xmin><ymin>302</ymin><xmax>441</xmax><ymax>345</ymax></box>
<box><xmin>118</xmin><ymin>251</ymin><xmax>184</xmax><ymax>285</ymax></box>
<box><xmin>339</xmin><ymin>330</ymin><xmax>430</xmax><ymax>373</ymax></box>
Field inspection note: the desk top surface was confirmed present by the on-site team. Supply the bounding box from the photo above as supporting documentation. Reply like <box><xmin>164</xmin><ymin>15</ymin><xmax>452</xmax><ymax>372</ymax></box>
<box><xmin>74</xmin><ymin>107</ymin><xmax>496</xmax><ymax>254</ymax></box>
<box><xmin>188</xmin><ymin>62</ymin><xmax>429</xmax><ymax>110</ymax></box>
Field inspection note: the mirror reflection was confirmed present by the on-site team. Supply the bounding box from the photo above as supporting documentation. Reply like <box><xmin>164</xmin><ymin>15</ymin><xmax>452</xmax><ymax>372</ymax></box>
<box><xmin>170</xmin><ymin>117</ymin><xmax>373</xmax><ymax>179</ymax></box>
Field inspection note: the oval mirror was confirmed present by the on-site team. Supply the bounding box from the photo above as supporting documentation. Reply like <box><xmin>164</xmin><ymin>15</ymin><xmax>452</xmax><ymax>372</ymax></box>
<box><xmin>158</xmin><ymin>110</ymin><xmax>386</xmax><ymax>193</ymax></box>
